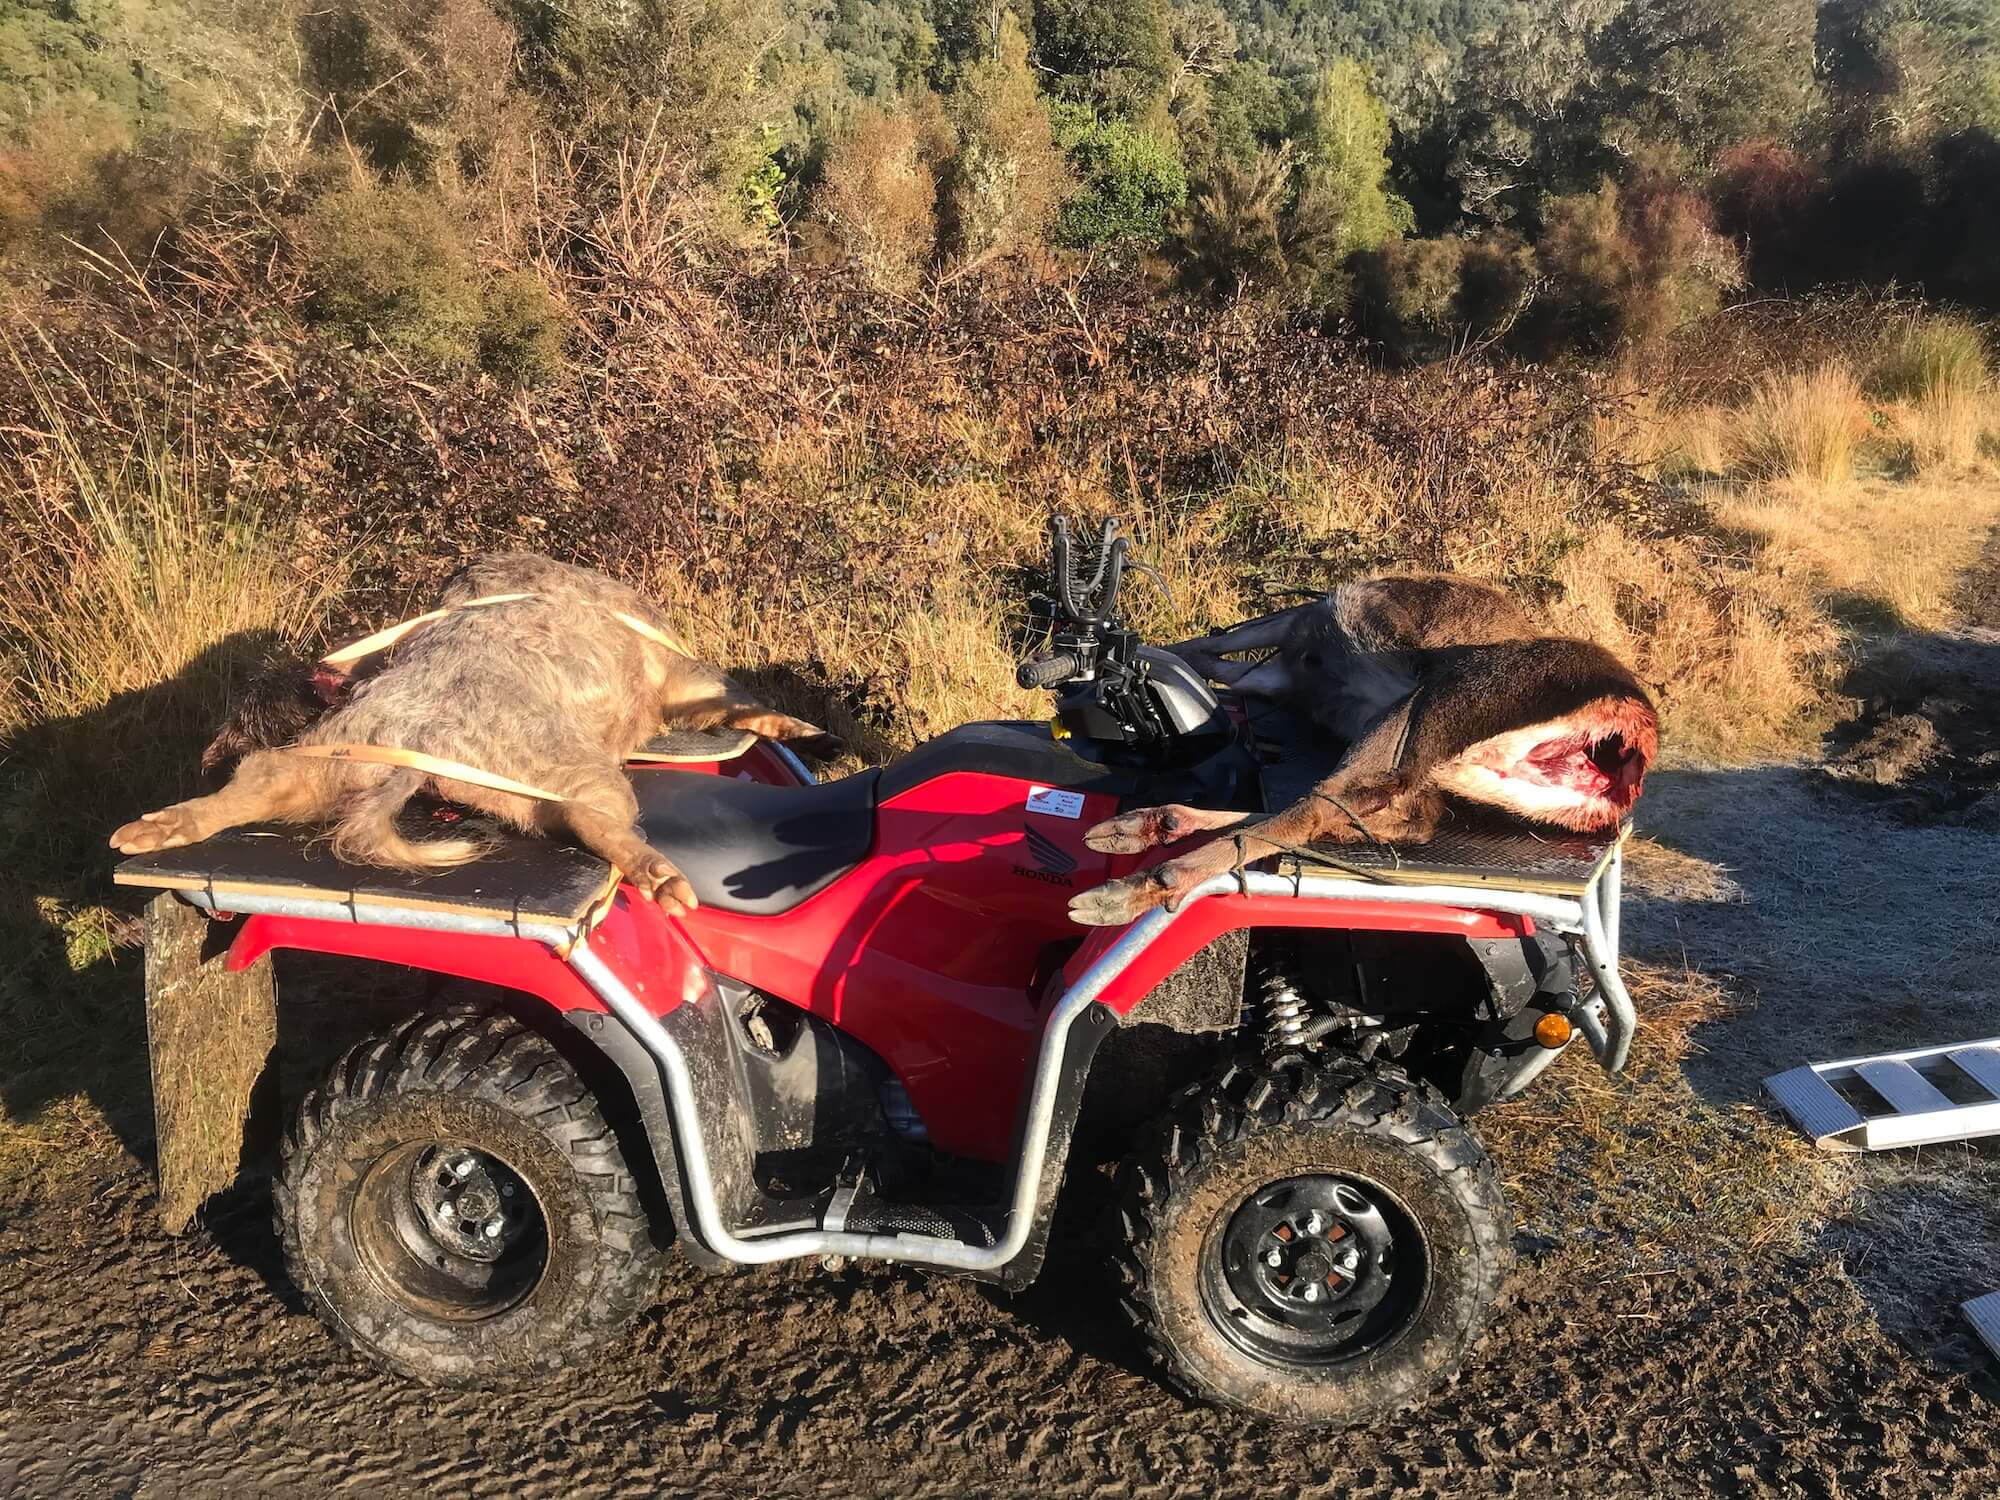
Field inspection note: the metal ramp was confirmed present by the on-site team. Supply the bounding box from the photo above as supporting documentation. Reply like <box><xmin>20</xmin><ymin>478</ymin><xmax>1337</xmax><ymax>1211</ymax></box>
<box><xmin>1763</xmin><ymin>1038</ymin><xmax>2000</xmax><ymax>1152</ymax></box>
<box><xmin>1966</xmin><ymin>1292</ymin><xmax>2000</xmax><ymax>1363</ymax></box>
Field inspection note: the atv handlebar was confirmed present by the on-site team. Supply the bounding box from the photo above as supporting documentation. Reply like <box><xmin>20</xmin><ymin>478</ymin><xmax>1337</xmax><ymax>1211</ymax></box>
<box><xmin>1016</xmin><ymin>651</ymin><xmax>1084</xmax><ymax>690</ymax></box>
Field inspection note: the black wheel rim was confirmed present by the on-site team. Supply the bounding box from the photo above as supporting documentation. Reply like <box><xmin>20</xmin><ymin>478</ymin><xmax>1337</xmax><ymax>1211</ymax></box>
<box><xmin>1198</xmin><ymin>1173</ymin><xmax>1428</xmax><ymax>1368</ymax></box>
<box><xmin>351</xmin><ymin>1140</ymin><xmax>549</xmax><ymax>1322</ymax></box>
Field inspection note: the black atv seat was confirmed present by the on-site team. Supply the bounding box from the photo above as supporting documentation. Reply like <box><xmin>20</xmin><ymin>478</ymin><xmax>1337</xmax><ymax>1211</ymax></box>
<box><xmin>632</xmin><ymin>768</ymin><xmax>880</xmax><ymax>917</ymax></box>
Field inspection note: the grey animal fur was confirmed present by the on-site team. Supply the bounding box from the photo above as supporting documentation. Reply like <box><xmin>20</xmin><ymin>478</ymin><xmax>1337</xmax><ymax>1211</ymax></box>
<box><xmin>1169</xmin><ymin>574</ymin><xmax>1535</xmax><ymax>744</ymax></box>
<box><xmin>110</xmin><ymin>553</ymin><xmax>829</xmax><ymax>912</ymax></box>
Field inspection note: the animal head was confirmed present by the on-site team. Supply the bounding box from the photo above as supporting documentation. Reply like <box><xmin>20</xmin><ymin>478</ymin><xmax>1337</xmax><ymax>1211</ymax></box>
<box><xmin>200</xmin><ymin>662</ymin><xmax>353</xmax><ymax>774</ymax></box>
<box><xmin>1425</xmin><ymin>644</ymin><xmax>1659</xmax><ymax>832</ymax></box>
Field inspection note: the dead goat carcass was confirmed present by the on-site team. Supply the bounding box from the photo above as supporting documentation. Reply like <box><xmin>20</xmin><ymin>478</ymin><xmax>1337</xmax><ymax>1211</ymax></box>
<box><xmin>111</xmin><ymin>553</ymin><xmax>829</xmax><ymax>913</ymax></box>
<box><xmin>1069</xmin><ymin>574</ymin><xmax>1657</xmax><ymax>926</ymax></box>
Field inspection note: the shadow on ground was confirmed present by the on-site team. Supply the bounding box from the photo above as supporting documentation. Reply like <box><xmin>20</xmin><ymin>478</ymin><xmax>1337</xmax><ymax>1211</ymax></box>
<box><xmin>1627</xmin><ymin>620</ymin><xmax>2000</xmax><ymax>1376</ymax></box>
<box><xmin>0</xmin><ymin>630</ymin><xmax>298</xmax><ymax>1172</ymax></box>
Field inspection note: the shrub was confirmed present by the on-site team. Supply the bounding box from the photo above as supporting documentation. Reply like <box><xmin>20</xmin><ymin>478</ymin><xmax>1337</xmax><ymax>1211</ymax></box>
<box><xmin>1535</xmin><ymin>178</ymin><xmax>1742</xmax><ymax>352</ymax></box>
<box><xmin>1356</xmin><ymin>236</ymin><xmax>1465</xmax><ymax>352</ymax></box>
<box><xmin>295</xmin><ymin>0</ymin><xmax>519</xmax><ymax>180</ymax></box>
<box><xmin>1356</xmin><ymin>232</ymin><xmax>1535</xmax><ymax>356</ymax></box>
<box><xmin>1709</xmin><ymin>139</ymin><xmax>1815</xmax><ymax>285</ymax></box>
<box><xmin>1176</xmin><ymin>147</ymin><xmax>1298</xmax><ymax>299</ymax></box>
<box><xmin>478</xmin><ymin>270</ymin><xmax>568</xmax><ymax>385</ymax></box>
<box><xmin>816</xmin><ymin>102</ymin><xmax>945</xmax><ymax>292</ymax></box>
<box><xmin>297</xmin><ymin>180</ymin><xmax>563</xmax><ymax>380</ymax></box>
<box><xmin>0</xmin><ymin>106</ymin><xmax>206</xmax><ymax>263</ymax></box>
<box><xmin>1726</xmin><ymin>363</ymin><xmax>1869</xmax><ymax>489</ymax></box>
<box><xmin>297</xmin><ymin>180</ymin><xmax>485</xmax><ymax>367</ymax></box>
<box><xmin>1456</xmin><ymin>231</ymin><xmax>1537</xmax><ymax>334</ymax></box>
<box><xmin>1051</xmin><ymin>107</ymin><xmax>1186</xmax><ymax>248</ymax></box>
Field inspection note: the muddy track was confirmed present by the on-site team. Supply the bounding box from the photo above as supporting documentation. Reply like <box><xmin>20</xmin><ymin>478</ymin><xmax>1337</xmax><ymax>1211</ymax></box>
<box><xmin>0</xmin><ymin>1141</ymin><xmax>1994</xmax><ymax>1498</ymax></box>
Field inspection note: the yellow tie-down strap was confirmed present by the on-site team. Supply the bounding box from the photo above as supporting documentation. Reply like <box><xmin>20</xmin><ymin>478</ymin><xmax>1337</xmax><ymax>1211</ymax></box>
<box><xmin>284</xmin><ymin>742</ymin><xmax>568</xmax><ymax>803</ymax></box>
<box><xmin>320</xmin><ymin>593</ymin><xmax>691</xmax><ymax>669</ymax></box>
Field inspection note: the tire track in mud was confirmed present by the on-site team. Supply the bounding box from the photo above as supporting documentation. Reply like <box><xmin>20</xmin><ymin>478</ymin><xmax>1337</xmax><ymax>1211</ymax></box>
<box><xmin>0</xmin><ymin>1163</ymin><xmax>1992</xmax><ymax>1498</ymax></box>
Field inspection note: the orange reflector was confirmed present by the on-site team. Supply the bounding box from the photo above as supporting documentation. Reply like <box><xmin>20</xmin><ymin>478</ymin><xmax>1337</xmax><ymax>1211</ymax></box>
<box><xmin>1534</xmin><ymin>1013</ymin><xmax>1573</xmax><ymax>1050</ymax></box>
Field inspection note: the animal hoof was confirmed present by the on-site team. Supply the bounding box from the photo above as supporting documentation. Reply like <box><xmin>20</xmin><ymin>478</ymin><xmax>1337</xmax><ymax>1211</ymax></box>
<box><xmin>1082</xmin><ymin>808</ymin><xmax>1178</xmax><ymax>854</ymax></box>
<box><xmin>787</xmin><ymin>730</ymin><xmax>846</xmax><ymax>761</ymax></box>
<box><xmin>109</xmin><ymin>808</ymin><xmax>196</xmax><ymax>854</ymax></box>
<box><xmin>1067</xmin><ymin>878</ymin><xmax>1158</xmax><ymax>928</ymax></box>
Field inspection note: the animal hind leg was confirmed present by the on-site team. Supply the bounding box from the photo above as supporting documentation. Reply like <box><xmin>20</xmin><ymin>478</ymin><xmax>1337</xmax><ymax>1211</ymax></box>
<box><xmin>715</xmin><ymin>702</ymin><xmax>838</xmax><ymax>751</ymax></box>
<box><xmin>110</xmin><ymin>750</ymin><xmax>331</xmax><ymax>854</ymax></box>
<box><xmin>526</xmin><ymin>770</ymin><xmax>697</xmax><ymax>913</ymax></box>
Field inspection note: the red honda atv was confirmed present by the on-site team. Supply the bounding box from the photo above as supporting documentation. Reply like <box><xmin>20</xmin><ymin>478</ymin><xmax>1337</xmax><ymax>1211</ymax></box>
<box><xmin>118</xmin><ymin>521</ymin><xmax>1637</xmax><ymax>1428</ymax></box>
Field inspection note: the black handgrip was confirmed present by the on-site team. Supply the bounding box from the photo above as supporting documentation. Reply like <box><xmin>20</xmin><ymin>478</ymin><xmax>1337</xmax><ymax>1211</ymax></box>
<box><xmin>1017</xmin><ymin>651</ymin><xmax>1082</xmax><ymax>690</ymax></box>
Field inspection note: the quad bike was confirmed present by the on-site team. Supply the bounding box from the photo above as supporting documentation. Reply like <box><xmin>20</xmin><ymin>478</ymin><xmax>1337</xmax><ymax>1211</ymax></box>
<box><xmin>118</xmin><ymin>521</ymin><xmax>1637</xmax><ymax>1427</ymax></box>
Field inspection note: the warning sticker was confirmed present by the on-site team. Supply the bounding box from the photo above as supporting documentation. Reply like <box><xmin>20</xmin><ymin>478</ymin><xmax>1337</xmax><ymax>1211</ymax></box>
<box><xmin>1025</xmin><ymin>786</ymin><xmax>1085</xmax><ymax>819</ymax></box>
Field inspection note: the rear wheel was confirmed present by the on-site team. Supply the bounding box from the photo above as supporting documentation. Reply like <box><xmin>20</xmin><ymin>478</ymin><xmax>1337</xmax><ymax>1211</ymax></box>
<box><xmin>275</xmin><ymin>1008</ymin><xmax>664</xmax><ymax>1387</ymax></box>
<box><xmin>1111</xmin><ymin>1053</ymin><xmax>1512</xmax><ymax>1426</ymax></box>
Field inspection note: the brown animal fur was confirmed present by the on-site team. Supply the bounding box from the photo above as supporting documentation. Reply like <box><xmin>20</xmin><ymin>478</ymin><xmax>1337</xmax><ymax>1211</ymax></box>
<box><xmin>1073</xmin><ymin>577</ymin><xmax>1656</xmax><ymax>927</ymax></box>
<box><xmin>112</xmin><ymin>554</ymin><xmax>831</xmax><ymax>913</ymax></box>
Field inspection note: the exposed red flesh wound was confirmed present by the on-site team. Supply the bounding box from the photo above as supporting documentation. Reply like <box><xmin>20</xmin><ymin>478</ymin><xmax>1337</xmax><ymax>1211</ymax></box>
<box><xmin>1518</xmin><ymin>730</ymin><xmax>1647</xmax><ymax>808</ymax></box>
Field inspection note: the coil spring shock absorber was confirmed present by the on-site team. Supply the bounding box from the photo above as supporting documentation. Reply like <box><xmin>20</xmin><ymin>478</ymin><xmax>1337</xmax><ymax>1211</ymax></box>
<box><xmin>1258</xmin><ymin>968</ymin><xmax>1309</xmax><ymax>1047</ymax></box>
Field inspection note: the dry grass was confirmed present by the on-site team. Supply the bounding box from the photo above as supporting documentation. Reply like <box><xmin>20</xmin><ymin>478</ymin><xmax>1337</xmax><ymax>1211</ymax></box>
<box><xmin>1725</xmin><ymin>363</ymin><xmax>1870</xmax><ymax>490</ymax></box>
<box><xmin>1645</xmin><ymin>401</ymin><xmax>1733</xmax><ymax>478</ymax></box>
<box><xmin>0</xmin><ymin>353</ymin><xmax>339</xmax><ymax>737</ymax></box>
<box><xmin>1714</xmin><ymin>473</ymin><xmax>2000</xmax><ymax>631</ymax></box>
<box><xmin>1551</xmin><ymin>525</ymin><xmax>1841</xmax><ymax>765</ymax></box>
<box><xmin>0</xmin><ymin>351</ymin><xmax>342</xmax><ymax>1186</ymax></box>
<box><xmin>1885</xmin><ymin>391</ymin><xmax>1996</xmax><ymax>473</ymax></box>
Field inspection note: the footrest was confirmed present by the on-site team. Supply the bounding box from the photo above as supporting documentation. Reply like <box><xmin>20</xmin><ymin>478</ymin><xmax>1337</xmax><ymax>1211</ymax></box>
<box><xmin>835</xmin><ymin>1191</ymin><xmax>999</xmax><ymax>1247</ymax></box>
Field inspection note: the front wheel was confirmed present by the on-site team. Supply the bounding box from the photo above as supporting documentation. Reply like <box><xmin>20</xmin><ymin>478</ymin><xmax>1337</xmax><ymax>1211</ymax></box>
<box><xmin>275</xmin><ymin>1008</ymin><xmax>665</xmax><ymax>1388</ymax></box>
<box><xmin>1110</xmin><ymin>1054</ymin><xmax>1512</xmax><ymax>1426</ymax></box>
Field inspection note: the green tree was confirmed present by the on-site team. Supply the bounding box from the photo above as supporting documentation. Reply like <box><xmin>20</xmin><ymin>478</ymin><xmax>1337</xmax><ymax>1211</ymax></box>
<box><xmin>943</xmin><ymin>10</ymin><xmax>1070</xmax><ymax>266</ymax></box>
<box><xmin>1295</xmin><ymin>58</ymin><xmax>1412</xmax><ymax>256</ymax></box>
<box><xmin>1819</xmin><ymin>0</ymin><xmax>2000</xmax><ymax>141</ymax></box>
<box><xmin>1581</xmin><ymin>0</ymin><xmax>1816</xmax><ymax>166</ymax></box>
<box><xmin>1029</xmin><ymin>0</ymin><xmax>1174</xmax><ymax>116</ymax></box>
<box><xmin>1051</xmin><ymin>104</ymin><xmax>1185</xmax><ymax>244</ymax></box>
<box><xmin>1176</xmin><ymin>58</ymin><xmax>1290</xmax><ymax>179</ymax></box>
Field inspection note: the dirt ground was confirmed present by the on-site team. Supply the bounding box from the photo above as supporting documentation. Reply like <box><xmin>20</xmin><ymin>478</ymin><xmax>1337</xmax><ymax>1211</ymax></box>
<box><xmin>4</xmin><ymin>578</ymin><xmax>1999</xmax><ymax>1498</ymax></box>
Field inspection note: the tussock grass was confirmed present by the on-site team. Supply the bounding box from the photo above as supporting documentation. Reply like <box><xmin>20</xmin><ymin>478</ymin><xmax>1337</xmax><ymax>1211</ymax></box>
<box><xmin>1725</xmin><ymin>363</ymin><xmax>1869</xmax><ymax>490</ymax></box>
<box><xmin>0</xmin><ymin>351</ymin><xmax>342</xmax><ymax>1186</ymax></box>
<box><xmin>1626</xmin><ymin>399</ymin><xmax>1733</xmax><ymax>478</ymax></box>
<box><xmin>1715</xmin><ymin>474</ymin><xmax>2000</xmax><ymax>631</ymax></box>
<box><xmin>1870</xmin><ymin>313</ymin><xmax>1987</xmax><ymax>406</ymax></box>
<box><xmin>1551</xmin><ymin>526</ymin><xmax>1840</xmax><ymax>765</ymax></box>
<box><xmin>1868</xmin><ymin>314</ymin><xmax>1992</xmax><ymax>472</ymax></box>
<box><xmin>0</xmin><ymin>357</ymin><xmax>337</xmax><ymax>737</ymax></box>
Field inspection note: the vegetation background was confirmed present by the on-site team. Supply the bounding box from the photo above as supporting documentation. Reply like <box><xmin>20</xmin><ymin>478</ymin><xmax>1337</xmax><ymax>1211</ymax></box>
<box><xmin>0</xmin><ymin>6</ymin><xmax>1996</xmax><ymax>1489</ymax></box>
